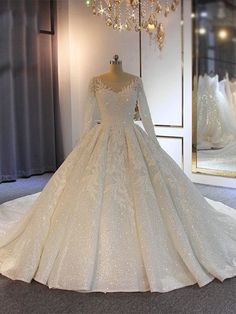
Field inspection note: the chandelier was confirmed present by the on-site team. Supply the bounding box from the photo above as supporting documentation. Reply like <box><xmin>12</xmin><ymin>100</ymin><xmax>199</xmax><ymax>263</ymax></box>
<box><xmin>86</xmin><ymin>0</ymin><xmax>180</xmax><ymax>50</ymax></box>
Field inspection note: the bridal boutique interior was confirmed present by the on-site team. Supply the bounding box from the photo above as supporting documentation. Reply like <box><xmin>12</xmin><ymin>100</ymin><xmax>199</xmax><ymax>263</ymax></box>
<box><xmin>1</xmin><ymin>0</ymin><xmax>236</xmax><ymax>313</ymax></box>
<box><xmin>192</xmin><ymin>0</ymin><xmax>236</xmax><ymax>178</ymax></box>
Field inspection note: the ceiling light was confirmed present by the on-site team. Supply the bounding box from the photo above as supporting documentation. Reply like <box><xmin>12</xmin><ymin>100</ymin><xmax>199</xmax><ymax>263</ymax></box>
<box><xmin>218</xmin><ymin>29</ymin><xmax>228</xmax><ymax>40</ymax></box>
<box><xmin>199</xmin><ymin>27</ymin><xmax>206</xmax><ymax>35</ymax></box>
<box><xmin>87</xmin><ymin>0</ymin><xmax>180</xmax><ymax>51</ymax></box>
<box><xmin>200</xmin><ymin>12</ymin><xmax>208</xmax><ymax>18</ymax></box>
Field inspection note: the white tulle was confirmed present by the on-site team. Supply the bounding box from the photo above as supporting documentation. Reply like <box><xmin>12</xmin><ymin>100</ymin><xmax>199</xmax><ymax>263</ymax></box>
<box><xmin>197</xmin><ymin>74</ymin><xmax>236</xmax><ymax>150</ymax></box>
<box><xmin>1</xmin><ymin>77</ymin><xmax>236</xmax><ymax>293</ymax></box>
<box><xmin>219</xmin><ymin>74</ymin><xmax>236</xmax><ymax>126</ymax></box>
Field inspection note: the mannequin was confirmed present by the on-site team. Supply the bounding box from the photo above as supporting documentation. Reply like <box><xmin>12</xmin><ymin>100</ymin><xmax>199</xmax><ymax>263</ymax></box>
<box><xmin>98</xmin><ymin>55</ymin><xmax>138</xmax><ymax>92</ymax></box>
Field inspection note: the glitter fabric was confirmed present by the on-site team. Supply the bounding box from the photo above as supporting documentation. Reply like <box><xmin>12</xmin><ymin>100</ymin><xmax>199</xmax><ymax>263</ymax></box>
<box><xmin>197</xmin><ymin>74</ymin><xmax>236</xmax><ymax>150</ymax></box>
<box><xmin>1</xmin><ymin>77</ymin><xmax>236</xmax><ymax>293</ymax></box>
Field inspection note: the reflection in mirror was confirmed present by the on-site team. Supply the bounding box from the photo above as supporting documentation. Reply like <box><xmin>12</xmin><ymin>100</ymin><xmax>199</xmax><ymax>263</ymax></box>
<box><xmin>192</xmin><ymin>0</ymin><xmax>236</xmax><ymax>177</ymax></box>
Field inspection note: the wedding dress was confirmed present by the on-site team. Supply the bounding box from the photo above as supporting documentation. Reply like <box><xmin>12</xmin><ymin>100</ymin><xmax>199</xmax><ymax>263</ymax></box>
<box><xmin>1</xmin><ymin>76</ymin><xmax>236</xmax><ymax>293</ymax></box>
<box><xmin>196</xmin><ymin>75</ymin><xmax>236</xmax><ymax>172</ymax></box>
<box><xmin>197</xmin><ymin>140</ymin><xmax>236</xmax><ymax>172</ymax></box>
<box><xmin>220</xmin><ymin>74</ymin><xmax>236</xmax><ymax>125</ymax></box>
<box><xmin>197</xmin><ymin>74</ymin><xmax>236</xmax><ymax>150</ymax></box>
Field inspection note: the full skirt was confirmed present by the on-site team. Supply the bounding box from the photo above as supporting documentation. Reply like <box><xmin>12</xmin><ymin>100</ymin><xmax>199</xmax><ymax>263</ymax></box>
<box><xmin>1</xmin><ymin>124</ymin><xmax>236</xmax><ymax>293</ymax></box>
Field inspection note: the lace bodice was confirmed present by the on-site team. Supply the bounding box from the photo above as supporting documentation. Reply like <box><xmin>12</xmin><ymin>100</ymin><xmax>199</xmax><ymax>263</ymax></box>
<box><xmin>82</xmin><ymin>76</ymin><xmax>157</xmax><ymax>143</ymax></box>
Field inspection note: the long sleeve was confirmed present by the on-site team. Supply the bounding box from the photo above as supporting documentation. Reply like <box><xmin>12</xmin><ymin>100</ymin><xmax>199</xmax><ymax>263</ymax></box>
<box><xmin>137</xmin><ymin>78</ymin><xmax>157</xmax><ymax>144</ymax></box>
<box><xmin>81</xmin><ymin>78</ymin><xmax>99</xmax><ymax>138</ymax></box>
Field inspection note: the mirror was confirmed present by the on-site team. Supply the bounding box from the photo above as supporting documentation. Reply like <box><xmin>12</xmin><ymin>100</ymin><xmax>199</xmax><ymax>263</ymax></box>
<box><xmin>192</xmin><ymin>0</ymin><xmax>236</xmax><ymax>177</ymax></box>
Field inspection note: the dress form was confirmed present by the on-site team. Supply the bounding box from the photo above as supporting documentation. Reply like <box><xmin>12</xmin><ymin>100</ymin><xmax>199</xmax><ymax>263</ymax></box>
<box><xmin>98</xmin><ymin>55</ymin><xmax>138</xmax><ymax>92</ymax></box>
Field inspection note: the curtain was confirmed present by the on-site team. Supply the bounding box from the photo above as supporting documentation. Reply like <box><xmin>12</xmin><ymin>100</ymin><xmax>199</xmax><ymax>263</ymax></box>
<box><xmin>0</xmin><ymin>0</ymin><xmax>57</xmax><ymax>183</ymax></box>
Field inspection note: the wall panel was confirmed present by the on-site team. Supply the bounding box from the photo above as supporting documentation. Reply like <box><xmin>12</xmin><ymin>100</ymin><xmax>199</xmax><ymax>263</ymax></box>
<box><xmin>141</xmin><ymin>5</ymin><xmax>182</xmax><ymax>127</ymax></box>
<box><xmin>157</xmin><ymin>136</ymin><xmax>183</xmax><ymax>168</ymax></box>
<box><xmin>68</xmin><ymin>0</ymin><xmax>140</xmax><ymax>146</ymax></box>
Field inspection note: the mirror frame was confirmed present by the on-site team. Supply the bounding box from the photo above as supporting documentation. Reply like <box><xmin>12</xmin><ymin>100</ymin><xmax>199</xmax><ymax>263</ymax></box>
<box><xmin>191</xmin><ymin>0</ymin><xmax>236</xmax><ymax>178</ymax></box>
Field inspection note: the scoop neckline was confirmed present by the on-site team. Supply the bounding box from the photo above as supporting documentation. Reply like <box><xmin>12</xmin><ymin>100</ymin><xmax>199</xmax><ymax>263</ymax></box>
<box><xmin>96</xmin><ymin>76</ymin><xmax>139</xmax><ymax>94</ymax></box>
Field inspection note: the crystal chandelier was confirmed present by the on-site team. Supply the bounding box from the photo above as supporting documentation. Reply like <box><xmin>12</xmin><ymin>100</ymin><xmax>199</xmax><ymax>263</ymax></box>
<box><xmin>86</xmin><ymin>0</ymin><xmax>180</xmax><ymax>50</ymax></box>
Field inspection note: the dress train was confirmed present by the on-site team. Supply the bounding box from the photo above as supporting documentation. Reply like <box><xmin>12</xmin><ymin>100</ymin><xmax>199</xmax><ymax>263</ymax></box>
<box><xmin>1</xmin><ymin>77</ymin><xmax>236</xmax><ymax>293</ymax></box>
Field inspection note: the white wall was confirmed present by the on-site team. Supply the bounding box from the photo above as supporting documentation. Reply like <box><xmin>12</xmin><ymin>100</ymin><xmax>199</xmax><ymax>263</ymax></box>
<box><xmin>56</xmin><ymin>0</ymin><xmax>236</xmax><ymax>188</ymax></box>
<box><xmin>68</xmin><ymin>0</ymin><xmax>140</xmax><ymax>147</ymax></box>
<box><xmin>57</xmin><ymin>0</ymin><xmax>140</xmax><ymax>150</ymax></box>
<box><xmin>142</xmin><ymin>9</ymin><xmax>182</xmax><ymax>126</ymax></box>
<box><xmin>56</xmin><ymin>0</ymin><xmax>72</xmax><ymax>158</ymax></box>
<box><xmin>141</xmin><ymin>2</ymin><xmax>184</xmax><ymax>172</ymax></box>
<box><xmin>57</xmin><ymin>0</ymin><xmax>183</xmax><ymax>154</ymax></box>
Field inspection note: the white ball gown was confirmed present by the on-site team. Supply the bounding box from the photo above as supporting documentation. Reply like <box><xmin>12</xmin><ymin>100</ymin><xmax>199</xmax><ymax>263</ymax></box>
<box><xmin>197</xmin><ymin>74</ymin><xmax>236</xmax><ymax>150</ymax></box>
<box><xmin>1</xmin><ymin>77</ymin><xmax>236</xmax><ymax>293</ymax></box>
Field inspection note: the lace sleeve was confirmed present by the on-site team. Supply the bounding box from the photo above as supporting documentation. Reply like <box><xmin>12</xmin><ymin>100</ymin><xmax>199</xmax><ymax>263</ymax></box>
<box><xmin>137</xmin><ymin>78</ymin><xmax>157</xmax><ymax>143</ymax></box>
<box><xmin>81</xmin><ymin>78</ymin><xmax>99</xmax><ymax>137</ymax></box>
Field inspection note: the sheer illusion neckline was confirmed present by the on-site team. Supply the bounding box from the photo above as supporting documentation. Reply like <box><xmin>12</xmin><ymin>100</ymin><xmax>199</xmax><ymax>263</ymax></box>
<box><xmin>96</xmin><ymin>76</ymin><xmax>139</xmax><ymax>94</ymax></box>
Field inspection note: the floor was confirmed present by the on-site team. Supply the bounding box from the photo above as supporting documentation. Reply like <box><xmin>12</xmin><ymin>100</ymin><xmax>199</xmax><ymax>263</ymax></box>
<box><xmin>192</xmin><ymin>151</ymin><xmax>236</xmax><ymax>178</ymax></box>
<box><xmin>0</xmin><ymin>173</ymin><xmax>53</xmax><ymax>204</ymax></box>
<box><xmin>0</xmin><ymin>175</ymin><xmax>236</xmax><ymax>314</ymax></box>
